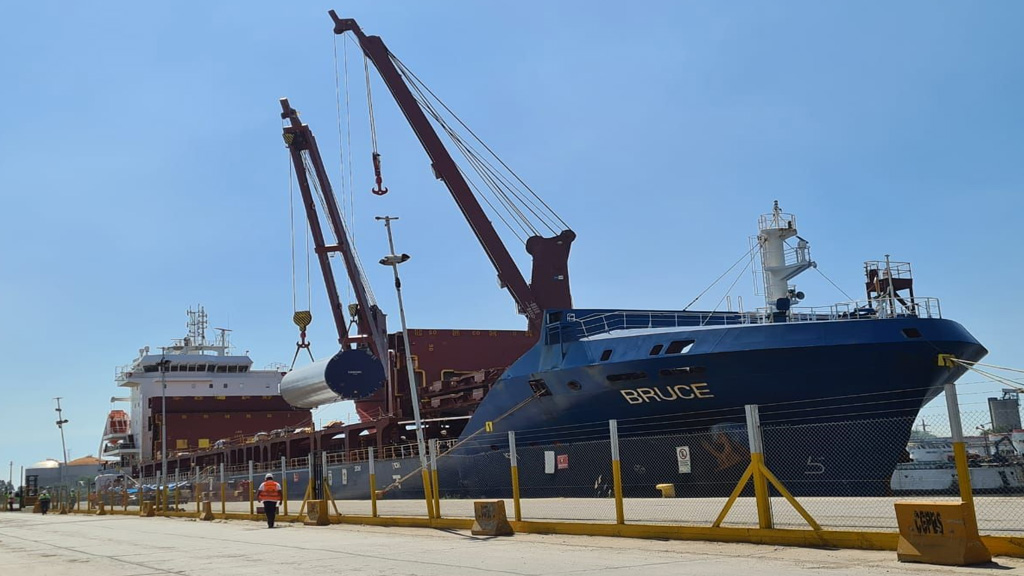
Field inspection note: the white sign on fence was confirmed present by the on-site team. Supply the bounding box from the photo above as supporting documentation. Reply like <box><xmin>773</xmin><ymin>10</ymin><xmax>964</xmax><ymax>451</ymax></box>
<box><xmin>544</xmin><ymin>451</ymin><xmax>555</xmax><ymax>474</ymax></box>
<box><xmin>677</xmin><ymin>446</ymin><xmax>691</xmax><ymax>474</ymax></box>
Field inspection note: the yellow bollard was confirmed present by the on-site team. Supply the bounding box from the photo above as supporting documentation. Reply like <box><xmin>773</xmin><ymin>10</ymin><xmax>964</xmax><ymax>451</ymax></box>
<box><xmin>199</xmin><ymin>500</ymin><xmax>214</xmax><ymax>521</ymax></box>
<box><xmin>304</xmin><ymin>499</ymin><xmax>330</xmax><ymax>526</ymax></box>
<box><xmin>471</xmin><ymin>500</ymin><xmax>514</xmax><ymax>536</ymax></box>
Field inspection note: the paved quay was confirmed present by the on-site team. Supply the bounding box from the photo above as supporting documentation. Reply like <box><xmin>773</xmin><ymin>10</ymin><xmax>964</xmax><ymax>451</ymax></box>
<box><xmin>2</xmin><ymin>511</ymin><xmax>1022</xmax><ymax>576</ymax></box>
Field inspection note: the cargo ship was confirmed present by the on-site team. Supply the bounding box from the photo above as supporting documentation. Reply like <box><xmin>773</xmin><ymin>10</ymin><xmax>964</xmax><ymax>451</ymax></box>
<box><xmin>111</xmin><ymin>13</ymin><xmax>986</xmax><ymax>500</ymax></box>
<box><xmin>99</xmin><ymin>306</ymin><xmax>310</xmax><ymax>472</ymax></box>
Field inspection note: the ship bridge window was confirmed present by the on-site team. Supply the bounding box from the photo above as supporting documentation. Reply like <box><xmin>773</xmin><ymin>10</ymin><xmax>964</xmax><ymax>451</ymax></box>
<box><xmin>228</xmin><ymin>366</ymin><xmax>239</xmax><ymax>373</ymax></box>
<box><xmin>600</xmin><ymin>349</ymin><xmax>613</xmax><ymax>362</ymax></box>
<box><xmin>216</xmin><ymin>365</ymin><xmax>227</xmax><ymax>373</ymax></box>
<box><xmin>665</xmin><ymin>340</ymin><xmax>695</xmax><ymax>354</ymax></box>
<box><xmin>649</xmin><ymin>344</ymin><xmax>663</xmax><ymax>356</ymax></box>
<box><xmin>902</xmin><ymin>328</ymin><xmax>922</xmax><ymax>339</ymax></box>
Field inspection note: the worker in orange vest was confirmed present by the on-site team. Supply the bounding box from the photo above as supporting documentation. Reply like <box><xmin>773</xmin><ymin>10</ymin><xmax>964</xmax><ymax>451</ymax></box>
<box><xmin>256</xmin><ymin>473</ymin><xmax>283</xmax><ymax>528</ymax></box>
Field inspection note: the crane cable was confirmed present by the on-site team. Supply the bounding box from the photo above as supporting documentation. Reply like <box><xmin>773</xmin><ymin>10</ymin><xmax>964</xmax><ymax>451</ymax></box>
<box><xmin>334</xmin><ymin>31</ymin><xmax>354</xmax><ymax>304</ymax></box>
<box><xmin>286</xmin><ymin>136</ymin><xmax>315</xmax><ymax>368</ymax></box>
<box><xmin>378</xmin><ymin>389</ymin><xmax>544</xmax><ymax>495</ymax></box>
<box><xmin>389</xmin><ymin>53</ymin><xmax>567</xmax><ymax>240</ymax></box>
<box><xmin>683</xmin><ymin>243</ymin><xmax>759</xmax><ymax>311</ymax></box>
<box><xmin>365</xmin><ymin>53</ymin><xmax>387</xmax><ymax>195</ymax></box>
<box><xmin>287</xmin><ymin>145</ymin><xmax>314</xmax><ymax>314</ymax></box>
<box><xmin>392</xmin><ymin>54</ymin><xmax>568</xmax><ymax>233</ymax></box>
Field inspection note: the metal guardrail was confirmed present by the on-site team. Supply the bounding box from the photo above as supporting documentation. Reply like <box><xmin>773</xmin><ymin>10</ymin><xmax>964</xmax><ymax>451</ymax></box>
<box><xmin>548</xmin><ymin>298</ymin><xmax>942</xmax><ymax>341</ymax></box>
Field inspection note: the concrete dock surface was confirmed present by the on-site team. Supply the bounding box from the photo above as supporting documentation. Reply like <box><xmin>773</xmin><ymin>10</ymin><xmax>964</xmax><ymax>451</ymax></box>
<box><xmin>2</xmin><ymin>511</ymin><xmax>1022</xmax><ymax>576</ymax></box>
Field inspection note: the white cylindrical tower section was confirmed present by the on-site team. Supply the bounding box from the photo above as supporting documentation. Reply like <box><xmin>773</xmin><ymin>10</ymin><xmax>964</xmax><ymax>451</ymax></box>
<box><xmin>759</xmin><ymin>202</ymin><xmax>798</xmax><ymax>308</ymax></box>
<box><xmin>761</xmin><ymin>226</ymin><xmax>794</xmax><ymax>305</ymax></box>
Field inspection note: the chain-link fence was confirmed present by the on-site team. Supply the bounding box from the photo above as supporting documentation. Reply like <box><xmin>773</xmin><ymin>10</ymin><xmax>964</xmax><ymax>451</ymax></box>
<box><xmin>73</xmin><ymin>374</ymin><xmax>1024</xmax><ymax>552</ymax></box>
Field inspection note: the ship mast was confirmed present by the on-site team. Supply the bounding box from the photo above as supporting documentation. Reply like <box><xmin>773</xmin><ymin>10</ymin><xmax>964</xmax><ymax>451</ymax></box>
<box><xmin>758</xmin><ymin>201</ymin><xmax>814</xmax><ymax>319</ymax></box>
<box><xmin>330</xmin><ymin>12</ymin><xmax>574</xmax><ymax>333</ymax></box>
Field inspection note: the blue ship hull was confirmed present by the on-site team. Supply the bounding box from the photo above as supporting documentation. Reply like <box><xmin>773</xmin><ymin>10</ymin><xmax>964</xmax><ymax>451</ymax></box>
<box><xmin>446</xmin><ymin>309</ymin><xmax>986</xmax><ymax>497</ymax></box>
<box><xmin>256</xmin><ymin>309</ymin><xmax>985</xmax><ymax>500</ymax></box>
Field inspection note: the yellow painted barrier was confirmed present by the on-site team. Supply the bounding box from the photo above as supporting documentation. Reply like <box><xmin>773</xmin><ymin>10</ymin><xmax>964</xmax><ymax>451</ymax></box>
<box><xmin>895</xmin><ymin>501</ymin><xmax>991</xmax><ymax>566</ymax></box>
<box><xmin>471</xmin><ymin>500</ymin><xmax>514</xmax><ymax>536</ymax></box>
<box><xmin>305</xmin><ymin>499</ymin><xmax>330</xmax><ymax>526</ymax></box>
<box><xmin>655</xmin><ymin>484</ymin><xmax>675</xmax><ymax>498</ymax></box>
<box><xmin>96</xmin><ymin>501</ymin><xmax>107</xmax><ymax>516</ymax></box>
<box><xmin>140</xmin><ymin>501</ymin><xmax>155</xmax><ymax>517</ymax></box>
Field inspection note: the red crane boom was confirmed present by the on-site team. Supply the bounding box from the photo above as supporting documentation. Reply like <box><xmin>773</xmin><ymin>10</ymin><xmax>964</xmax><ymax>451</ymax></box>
<box><xmin>330</xmin><ymin>11</ymin><xmax>575</xmax><ymax>333</ymax></box>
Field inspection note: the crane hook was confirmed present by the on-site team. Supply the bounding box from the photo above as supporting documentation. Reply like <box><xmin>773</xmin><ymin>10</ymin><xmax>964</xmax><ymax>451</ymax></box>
<box><xmin>371</xmin><ymin>152</ymin><xmax>388</xmax><ymax>195</ymax></box>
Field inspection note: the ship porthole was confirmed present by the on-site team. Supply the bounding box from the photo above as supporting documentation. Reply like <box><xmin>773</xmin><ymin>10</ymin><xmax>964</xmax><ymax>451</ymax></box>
<box><xmin>567</xmin><ymin>381</ymin><xmax>582</xmax><ymax>391</ymax></box>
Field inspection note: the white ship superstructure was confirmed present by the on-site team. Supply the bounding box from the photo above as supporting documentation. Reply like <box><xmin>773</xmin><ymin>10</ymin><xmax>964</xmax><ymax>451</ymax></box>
<box><xmin>100</xmin><ymin>306</ymin><xmax>289</xmax><ymax>467</ymax></box>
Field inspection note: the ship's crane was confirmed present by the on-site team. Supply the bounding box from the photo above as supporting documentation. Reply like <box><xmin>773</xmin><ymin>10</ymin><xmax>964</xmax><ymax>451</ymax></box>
<box><xmin>330</xmin><ymin>11</ymin><xmax>575</xmax><ymax>334</ymax></box>
<box><xmin>278</xmin><ymin>98</ymin><xmax>391</xmax><ymax>410</ymax></box>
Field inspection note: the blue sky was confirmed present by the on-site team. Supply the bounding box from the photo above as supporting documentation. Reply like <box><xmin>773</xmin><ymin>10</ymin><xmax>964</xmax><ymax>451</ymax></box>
<box><xmin>1</xmin><ymin>1</ymin><xmax>1021</xmax><ymax>477</ymax></box>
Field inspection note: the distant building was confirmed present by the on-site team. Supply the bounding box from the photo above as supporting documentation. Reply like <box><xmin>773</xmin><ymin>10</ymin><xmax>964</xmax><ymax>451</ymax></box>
<box><xmin>988</xmin><ymin>389</ymin><xmax>1022</xmax><ymax>433</ymax></box>
<box><xmin>24</xmin><ymin>456</ymin><xmax>104</xmax><ymax>495</ymax></box>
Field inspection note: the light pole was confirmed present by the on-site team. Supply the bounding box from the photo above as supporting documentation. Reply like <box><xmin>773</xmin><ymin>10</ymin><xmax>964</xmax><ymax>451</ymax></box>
<box><xmin>375</xmin><ymin>216</ymin><xmax>430</xmax><ymax>489</ymax></box>
<box><xmin>158</xmin><ymin>356</ymin><xmax>171</xmax><ymax>490</ymax></box>
<box><xmin>54</xmin><ymin>397</ymin><xmax>69</xmax><ymax>494</ymax></box>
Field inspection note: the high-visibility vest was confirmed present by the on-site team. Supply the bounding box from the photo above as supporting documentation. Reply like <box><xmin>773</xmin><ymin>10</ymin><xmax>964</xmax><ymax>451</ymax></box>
<box><xmin>257</xmin><ymin>481</ymin><xmax>282</xmax><ymax>502</ymax></box>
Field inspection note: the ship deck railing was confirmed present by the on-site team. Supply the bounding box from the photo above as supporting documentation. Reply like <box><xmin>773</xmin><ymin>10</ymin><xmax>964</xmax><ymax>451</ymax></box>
<box><xmin>212</xmin><ymin>441</ymin><xmax>453</xmax><ymax>476</ymax></box>
<box><xmin>548</xmin><ymin>297</ymin><xmax>942</xmax><ymax>341</ymax></box>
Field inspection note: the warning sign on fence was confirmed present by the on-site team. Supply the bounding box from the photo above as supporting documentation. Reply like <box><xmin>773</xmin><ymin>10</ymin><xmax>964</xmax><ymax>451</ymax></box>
<box><xmin>677</xmin><ymin>446</ymin><xmax>691</xmax><ymax>473</ymax></box>
<box><xmin>557</xmin><ymin>454</ymin><xmax>569</xmax><ymax>470</ymax></box>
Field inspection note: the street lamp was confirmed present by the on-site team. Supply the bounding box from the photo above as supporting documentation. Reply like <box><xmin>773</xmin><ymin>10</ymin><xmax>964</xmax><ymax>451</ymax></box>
<box><xmin>158</xmin><ymin>356</ymin><xmax>171</xmax><ymax>491</ymax></box>
<box><xmin>375</xmin><ymin>216</ymin><xmax>430</xmax><ymax>496</ymax></box>
<box><xmin>54</xmin><ymin>397</ymin><xmax>69</xmax><ymax>495</ymax></box>
<box><xmin>977</xmin><ymin>423</ymin><xmax>992</xmax><ymax>456</ymax></box>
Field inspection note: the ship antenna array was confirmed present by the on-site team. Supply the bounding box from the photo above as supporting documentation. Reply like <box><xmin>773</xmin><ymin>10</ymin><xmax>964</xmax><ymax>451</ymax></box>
<box><xmin>186</xmin><ymin>305</ymin><xmax>208</xmax><ymax>346</ymax></box>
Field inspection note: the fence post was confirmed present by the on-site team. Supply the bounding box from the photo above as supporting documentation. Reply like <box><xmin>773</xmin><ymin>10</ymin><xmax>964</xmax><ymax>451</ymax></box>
<box><xmin>174</xmin><ymin>469</ymin><xmax>180</xmax><ymax>511</ymax></box>
<box><xmin>248</xmin><ymin>461</ymin><xmax>254</xmax><ymax>516</ymax></box>
<box><xmin>944</xmin><ymin>382</ymin><xmax>978</xmax><ymax>522</ymax></box>
<box><xmin>745</xmin><ymin>404</ymin><xmax>773</xmax><ymax>529</ymax></box>
<box><xmin>610</xmin><ymin>420</ymin><xmax>624</xmax><ymax>525</ymax></box>
<box><xmin>194</xmin><ymin>467</ymin><xmax>200</xmax><ymax>515</ymax></box>
<box><xmin>280</xmin><ymin>457</ymin><xmax>288</xmax><ymax>517</ymax></box>
<box><xmin>421</xmin><ymin>449</ymin><xmax>436</xmax><ymax>520</ymax></box>
<box><xmin>321</xmin><ymin>451</ymin><xmax>329</xmax><ymax>502</ymax></box>
<box><xmin>429</xmin><ymin>439</ymin><xmax>441</xmax><ymax>519</ymax></box>
<box><xmin>307</xmin><ymin>454</ymin><xmax>314</xmax><ymax>501</ymax></box>
<box><xmin>219</xmin><ymin>463</ymin><xmax>226</xmax><ymax>516</ymax></box>
<box><xmin>509</xmin><ymin>431</ymin><xmax>522</xmax><ymax>521</ymax></box>
<box><xmin>369</xmin><ymin>447</ymin><xmax>378</xmax><ymax>518</ymax></box>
